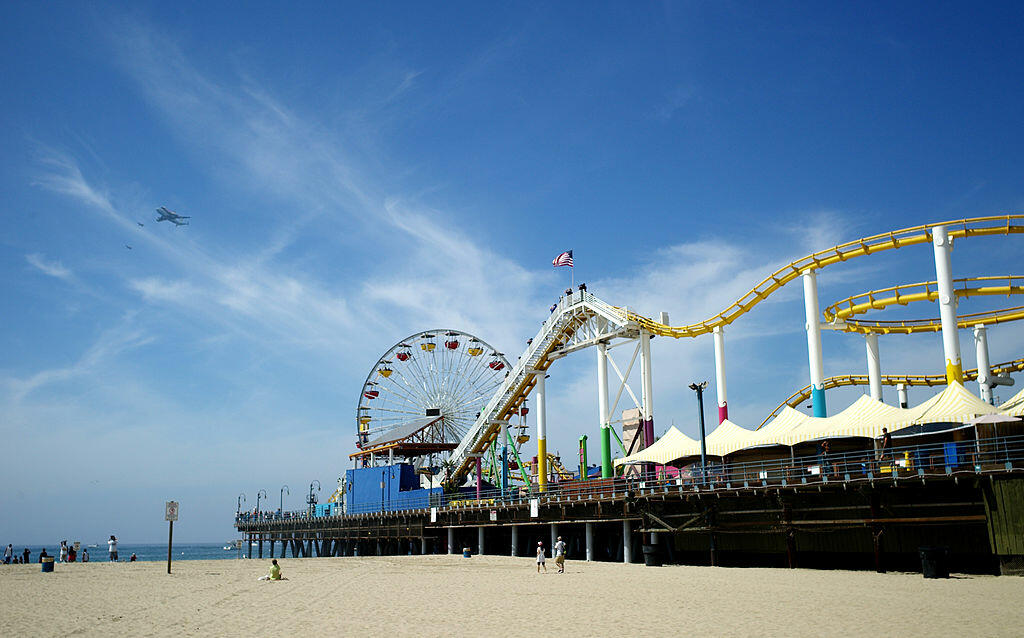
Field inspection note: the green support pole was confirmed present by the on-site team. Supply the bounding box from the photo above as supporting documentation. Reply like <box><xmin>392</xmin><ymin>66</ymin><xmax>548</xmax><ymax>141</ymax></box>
<box><xmin>609</xmin><ymin>425</ymin><xmax>627</xmax><ymax>456</ymax></box>
<box><xmin>600</xmin><ymin>426</ymin><xmax>613</xmax><ymax>478</ymax></box>
<box><xmin>506</xmin><ymin>429</ymin><xmax>531</xmax><ymax>490</ymax></box>
<box><xmin>578</xmin><ymin>435</ymin><xmax>589</xmax><ymax>480</ymax></box>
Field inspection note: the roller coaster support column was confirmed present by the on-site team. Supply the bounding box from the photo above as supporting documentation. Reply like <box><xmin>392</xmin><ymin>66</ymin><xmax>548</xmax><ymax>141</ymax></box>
<box><xmin>802</xmin><ymin>270</ymin><xmax>828</xmax><ymax>417</ymax></box>
<box><xmin>640</xmin><ymin>330</ymin><xmax>655</xmax><ymax>446</ymax></box>
<box><xmin>897</xmin><ymin>383</ymin><xmax>909</xmax><ymax>408</ymax></box>
<box><xmin>974</xmin><ymin>324</ymin><xmax>993</xmax><ymax>404</ymax></box>
<box><xmin>713</xmin><ymin>326</ymin><xmax>728</xmax><ymax>422</ymax></box>
<box><xmin>597</xmin><ymin>343</ymin><xmax>613</xmax><ymax>478</ymax></box>
<box><xmin>535</xmin><ymin>372</ymin><xmax>549</xmax><ymax>492</ymax></box>
<box><xmin>865</xmin><ymin>333</ymin><xmax>883</xmax><ymax>402</ymax></box>
<box><xmin>475</xmin><ymin>456</ymin><xmax>482</xmax><ymax>500</ymax></box>
<box><xmin>932</xmin><ymin>225</ymin><xmax>964</xmax><ymax>384</ymax></box>
<box><xmin>500</xmin><ymin>421</ymin><xmax>509</xmax><ymax>495</ymax></box>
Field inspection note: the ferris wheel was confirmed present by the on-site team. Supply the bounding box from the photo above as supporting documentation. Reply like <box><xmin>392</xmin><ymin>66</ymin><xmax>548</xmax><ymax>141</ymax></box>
<box><xmin>356</xmin><ymin>330</ymin><xmax>511</xmax><ymax>461</ymax></box>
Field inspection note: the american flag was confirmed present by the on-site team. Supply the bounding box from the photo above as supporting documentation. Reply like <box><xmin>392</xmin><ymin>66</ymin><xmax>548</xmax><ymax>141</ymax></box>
<box><xmin>552</xmin><ymin>250</ymin><xmax>573</xmax><ymax>268</ymax></box>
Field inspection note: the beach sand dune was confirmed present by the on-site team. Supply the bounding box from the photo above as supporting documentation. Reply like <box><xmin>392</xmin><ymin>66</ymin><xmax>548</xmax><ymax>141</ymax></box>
<box><xmin>1</xmin><ymin>555</ymin><xmax>1022</xmax><ymax>637</ymax></box>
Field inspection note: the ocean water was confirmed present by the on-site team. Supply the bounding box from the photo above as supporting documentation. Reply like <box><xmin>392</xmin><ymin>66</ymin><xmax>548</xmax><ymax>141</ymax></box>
<box><xmin>7</xmin><ymin>543</ymin><xmax>248</xmax><ymax>563</ymax></box>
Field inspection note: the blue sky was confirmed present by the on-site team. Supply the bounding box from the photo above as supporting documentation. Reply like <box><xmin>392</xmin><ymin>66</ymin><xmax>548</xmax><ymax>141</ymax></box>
<box><xmin>2</xmin><ymin>2</ymin><xmax>1024</xmax><ymax>543</ymax></box>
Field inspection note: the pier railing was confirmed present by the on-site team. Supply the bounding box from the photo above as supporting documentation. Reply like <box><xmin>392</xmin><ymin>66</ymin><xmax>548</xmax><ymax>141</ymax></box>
<box><xmin>236</xmin><ymin>433</ymin><xmax>1024</xmax><ymax>524</ymax></box>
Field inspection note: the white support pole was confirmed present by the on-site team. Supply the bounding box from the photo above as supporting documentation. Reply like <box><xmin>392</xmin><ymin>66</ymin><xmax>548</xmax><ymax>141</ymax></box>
<box><xmin>975</xmin><ymin>324</ymin><xmax>993</xmax><ymax>404</ymax></box>
<box><xmin>640</xmin><ymin>331</ymin><xmax>654</xmax><ymax>424</ymax></box>
<box><xmin>511</xmin><ymin>525</ymin><xmax>519</xmax><ymax>557</ymax></box>
<box><xmin>585</xmin><ymin>522</ymin><xmax>594</xmax><ymax>562</ymax></box>
<box><xmin>639</xmin><ymin>330</ymin><xmax>655</xmax><ymax>449</ymax></box>
<box><xmin>865</xmin><ymin>333</ymin><xmax>883</xmax><ymax>402</ymax></box>
<box><xmin>897</xmin><ymin>383</ymin><xmax>909</xmax><ymax>409</ymax></box>
<box><xmin>447</xmin><ymin>528</ymin><xmax>455</xmax><ymax>555</ymax></box>
<box><xmin>478</xmin><ymin>527</ymin><xmax>485</xmax><ymax>555</ymax></box>
<box><xmin>713</xmin><ymin>326</ymin><xmax>728</xmax><ymax>423</ymax></box>
<box><xmin>803</xmin><ymin>270</ymin><xmax>827</xmax><ymax>417</ymax></box>
<box><xmin>535</xmin><ymin>372</ymin><xmax>548</xmax><ymax>492</ymax></box>
<box><xmin>421</xmin><ymin>536</ymin><xmax>427</xmax><ymax>555</ymax></box>
<box><xmin>622</xmin><ymin>519</ymin><xmax>633</xmax><ymax>563</ymax></box>
<box><xmin>932</xmin><ymin>225</ymin><xmax>964</xmax><ymax>384</ymax></box>
<box><xmin>550</xmin><ymin>523</ymin><xmax>558</xmax><ymax>558</ymax></box>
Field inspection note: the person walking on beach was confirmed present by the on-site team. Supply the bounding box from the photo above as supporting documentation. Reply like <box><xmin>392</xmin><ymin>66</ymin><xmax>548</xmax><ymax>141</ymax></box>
<box><xmin>4</xmin><ymin>544</ymin><xmax>11</xmax><ymax>564</ymax></box>
<box><xmin>554</xmin><ymin>536</ymin><xmax>566</xmax><ymax>573</ymax></box>
<box><xmin>536</xmin><ymin>542</ymin><xmax>547</xmax><ymax>573</ymax></box>
<box><xmin>59</xmin><ymin>541</ymin><xmax>68</xmax><ymax>563</ymax></box>
<box><xmin>108</xmin><ymin>535</ymin><xmax>118</xmax><ymax>561</ymax></box>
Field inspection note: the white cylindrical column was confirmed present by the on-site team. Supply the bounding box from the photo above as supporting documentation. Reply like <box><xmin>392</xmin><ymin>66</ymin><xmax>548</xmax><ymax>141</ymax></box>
<box><xmin>713</xmin><ymin>326</ymin><xmax>728</xmax><ymax>423</ymax></box>
<box><xmin>535</xmin><ymin>373</ymin><xmax>548</xmax><ymax>492</ymax></box>
<box><xmin>511</xmin><ymin>525</ymin><xmax>518</xmax><ymax>557</ymax></box>
<box><xmin>622</xmin><ymin>519</ymin><xmax>633</xmax><ymax>563</ymax></box>
<box><xmin>585</xmin><ymin>522</ymin><xmax>594</xmax><ymax>562</ymax></box>
<box><xmin>447</xmin><ymin>528</ymin><xmax>455</xmax><ymax>555</ymax></box>
<box><xmin>639</xmin><ymin>330</ymin><xmax>655</xmax><ymax>447</ymax></box>
<box><xmin>975</xmin><ymin>324</ymin><xmax>993</xmax><ymax>404</ymax></box>
<box><xmin>478</xmin><ymin>527</ymin><xmax>485</xmax><ymax>555</ymax></box>
<box><xmin>865</xmin><ymin>333</ymin><xmax>883</xmax><ymax>402</ymax></box>
<box><xmin>897</xmin><ymin>383</ymin><xmax>909</xmax><ymax>409</ymax></box>
<box><xmin>597</xmin><ymin>342</ymin><xmax>612</xmax><ymax>478</ymax></box>
<box><xmin>550</xmin><ymin>523</ymin><xmax>558</xmax><ymax>557</ymax></box>
<box><xmin>932</xmin><ymin>225</ymin><xmax>963</xmax><ymax>384</ymax></box>
<box><xmin>421</xmin><ymin>536</ymin><xmax>427</xmax><ymax>555</ymax></box>
<box><xmin>803</xmin><ymin>270</ymin><xmax>827</xmax><ymax>417</ymax></box>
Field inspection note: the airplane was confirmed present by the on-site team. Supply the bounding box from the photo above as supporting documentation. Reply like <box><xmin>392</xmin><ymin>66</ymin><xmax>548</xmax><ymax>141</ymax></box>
<box><xmin>155</xmin><ymin>206</ymin><xmax>190</xmax><ymax>226</ymax></box>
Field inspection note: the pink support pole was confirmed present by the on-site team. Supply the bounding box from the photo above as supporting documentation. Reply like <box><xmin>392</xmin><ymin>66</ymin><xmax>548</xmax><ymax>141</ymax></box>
<box><xmin>475</xmin><ymin>457</ymin><xmax>482</xmax><ymax>500</ymax></box>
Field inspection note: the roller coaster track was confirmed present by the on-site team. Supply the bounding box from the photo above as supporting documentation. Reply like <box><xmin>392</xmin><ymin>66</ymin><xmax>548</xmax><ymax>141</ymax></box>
<box><xmin>757</xmin><ymin>358</ymin><xmax>1024</xmax><ymax>428</ymax></box>
<box><xmin>448</xmin><ymin>215</ymin><xmax>1024</xmax><ymax>483</ymax></box>
<box><xmin>626</xmin><ymin>215</ymin><xmax>1024</xmax><ymax>338</ymax></box>
<box><xmin>822</xmin><ymin>276</ymin><xmax>1024</xmax><ymax>334</ymax></box>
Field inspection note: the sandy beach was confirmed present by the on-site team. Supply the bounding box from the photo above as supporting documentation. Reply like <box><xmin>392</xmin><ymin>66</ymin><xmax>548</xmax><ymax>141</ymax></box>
<box><xmin>1</xmin><ymin>555</ymin><xmax>1022</xmax><ymax>637</ymax></box>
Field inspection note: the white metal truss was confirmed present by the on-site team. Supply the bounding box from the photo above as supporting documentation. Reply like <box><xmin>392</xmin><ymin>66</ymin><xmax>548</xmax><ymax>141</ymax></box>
<box><xmin>448</xmin><ymin>291</ymin><xmax>644</xmax><ymax>480</ymax></box>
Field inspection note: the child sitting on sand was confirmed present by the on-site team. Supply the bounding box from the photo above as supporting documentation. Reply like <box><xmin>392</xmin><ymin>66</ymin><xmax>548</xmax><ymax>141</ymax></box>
<box><xmin>258</xmin><ymin>559</ymin><xmax>286</xmax><ymax>581</ymax></box>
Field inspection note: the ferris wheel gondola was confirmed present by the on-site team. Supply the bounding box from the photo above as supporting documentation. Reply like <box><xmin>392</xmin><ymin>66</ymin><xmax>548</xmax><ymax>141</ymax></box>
<box><xmin>355</xmin><ymin>330</ymin><xmax>511</xmax><ymax>459</ymax></box>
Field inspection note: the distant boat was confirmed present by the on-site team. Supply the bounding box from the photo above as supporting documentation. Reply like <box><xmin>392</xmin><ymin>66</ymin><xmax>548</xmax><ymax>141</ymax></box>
<box><xmin>223</xmin><ymin>540</ymin><xmax>243</xmax><ymax>551</ymax></box>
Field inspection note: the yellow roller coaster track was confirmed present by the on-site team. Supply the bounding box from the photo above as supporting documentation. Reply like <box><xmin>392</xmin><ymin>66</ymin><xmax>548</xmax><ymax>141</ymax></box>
<box><xmin>821</xmin><ymin>276</ymin><xmax>1024</xmax><ymax>334</ymax></box>
<box><xmin>626</xmin><ymin>215</ymin><xmax>1024</xmax><ymax>337</ymax></box>
<box><xmin>757</xmin><ymin>357</ymin><xmax>1024</xmax><ymax>428</ymax></box>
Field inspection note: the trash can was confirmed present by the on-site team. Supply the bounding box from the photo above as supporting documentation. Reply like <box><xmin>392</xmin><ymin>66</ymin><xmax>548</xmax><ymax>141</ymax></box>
<box><xmin>919</xmin><ymin>546</ymin><xmax>950</xmax><ymax>578</ymax></box>
<box><xmin>642</xmin><ymin>544</ymin><xmax>662</xmax><ymax>567</ymax></box>
<box><xmin>41</xmin><ymin>557</ymin><xmax>55</xmax><ymax>573</ymax></box>
<box><xmin>462</xmin><ymin>547</ymin><xmax>472</xmax><ymax>558</ymax></box>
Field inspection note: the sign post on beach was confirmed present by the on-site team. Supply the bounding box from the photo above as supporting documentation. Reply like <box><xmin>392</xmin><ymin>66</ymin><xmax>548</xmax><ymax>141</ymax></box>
<box><xmin>165</xmin><ymin>501</ymin><xmax>179</xmax><ymax>574</ymax></box>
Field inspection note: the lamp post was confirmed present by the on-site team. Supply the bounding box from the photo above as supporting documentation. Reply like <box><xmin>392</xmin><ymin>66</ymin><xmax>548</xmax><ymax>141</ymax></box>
<box><xmin>689</xmin><ymin>382</ymin><xmax>709</xmax><ymax>484</ymax></box>
<box><xmin>280</xmin><ymin>485</ymin><xmax>290</xmax><ymax>514</ymax></box>
<box><xmin>307</xmin><ymin>480</ymin><xmax>321</xmax><ymax>517</ymax></box>
<box><xmin>256</xmin><ymin>489</ymin><xmax>267</xmax><ymax>520</ymax></box>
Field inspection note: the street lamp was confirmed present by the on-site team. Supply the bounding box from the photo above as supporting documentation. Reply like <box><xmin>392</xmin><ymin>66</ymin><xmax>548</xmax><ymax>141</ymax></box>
<box><xmin>307</xmin><ymin>480</ymin><xmax>321</xmax><ymax>517</ymax></box>
<box><xmin>237</xmin><ymin>492</ymin><xmax>246</xmax><ymax>515</ymax></box>
<box><xmin>256</xmin><ymin>489</ymin><xmax>267</xmax><ymax>519</ymax></box>
<box><xmin>280</xmin><ymin>485</ymin><xmax>290</xmax><ymax>513</ymax></box>
<box><xmin>689</xmin><ymin>381</ymin><xmax>709</xmax><ymax>484</ymax></box>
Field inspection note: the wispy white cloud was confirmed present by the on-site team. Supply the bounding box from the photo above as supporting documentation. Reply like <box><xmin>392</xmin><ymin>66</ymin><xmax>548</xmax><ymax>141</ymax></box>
<box><xmin>25</xmin><ymin>253</ymin><xmax>72</xmax><ymax>280</ymax></box>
